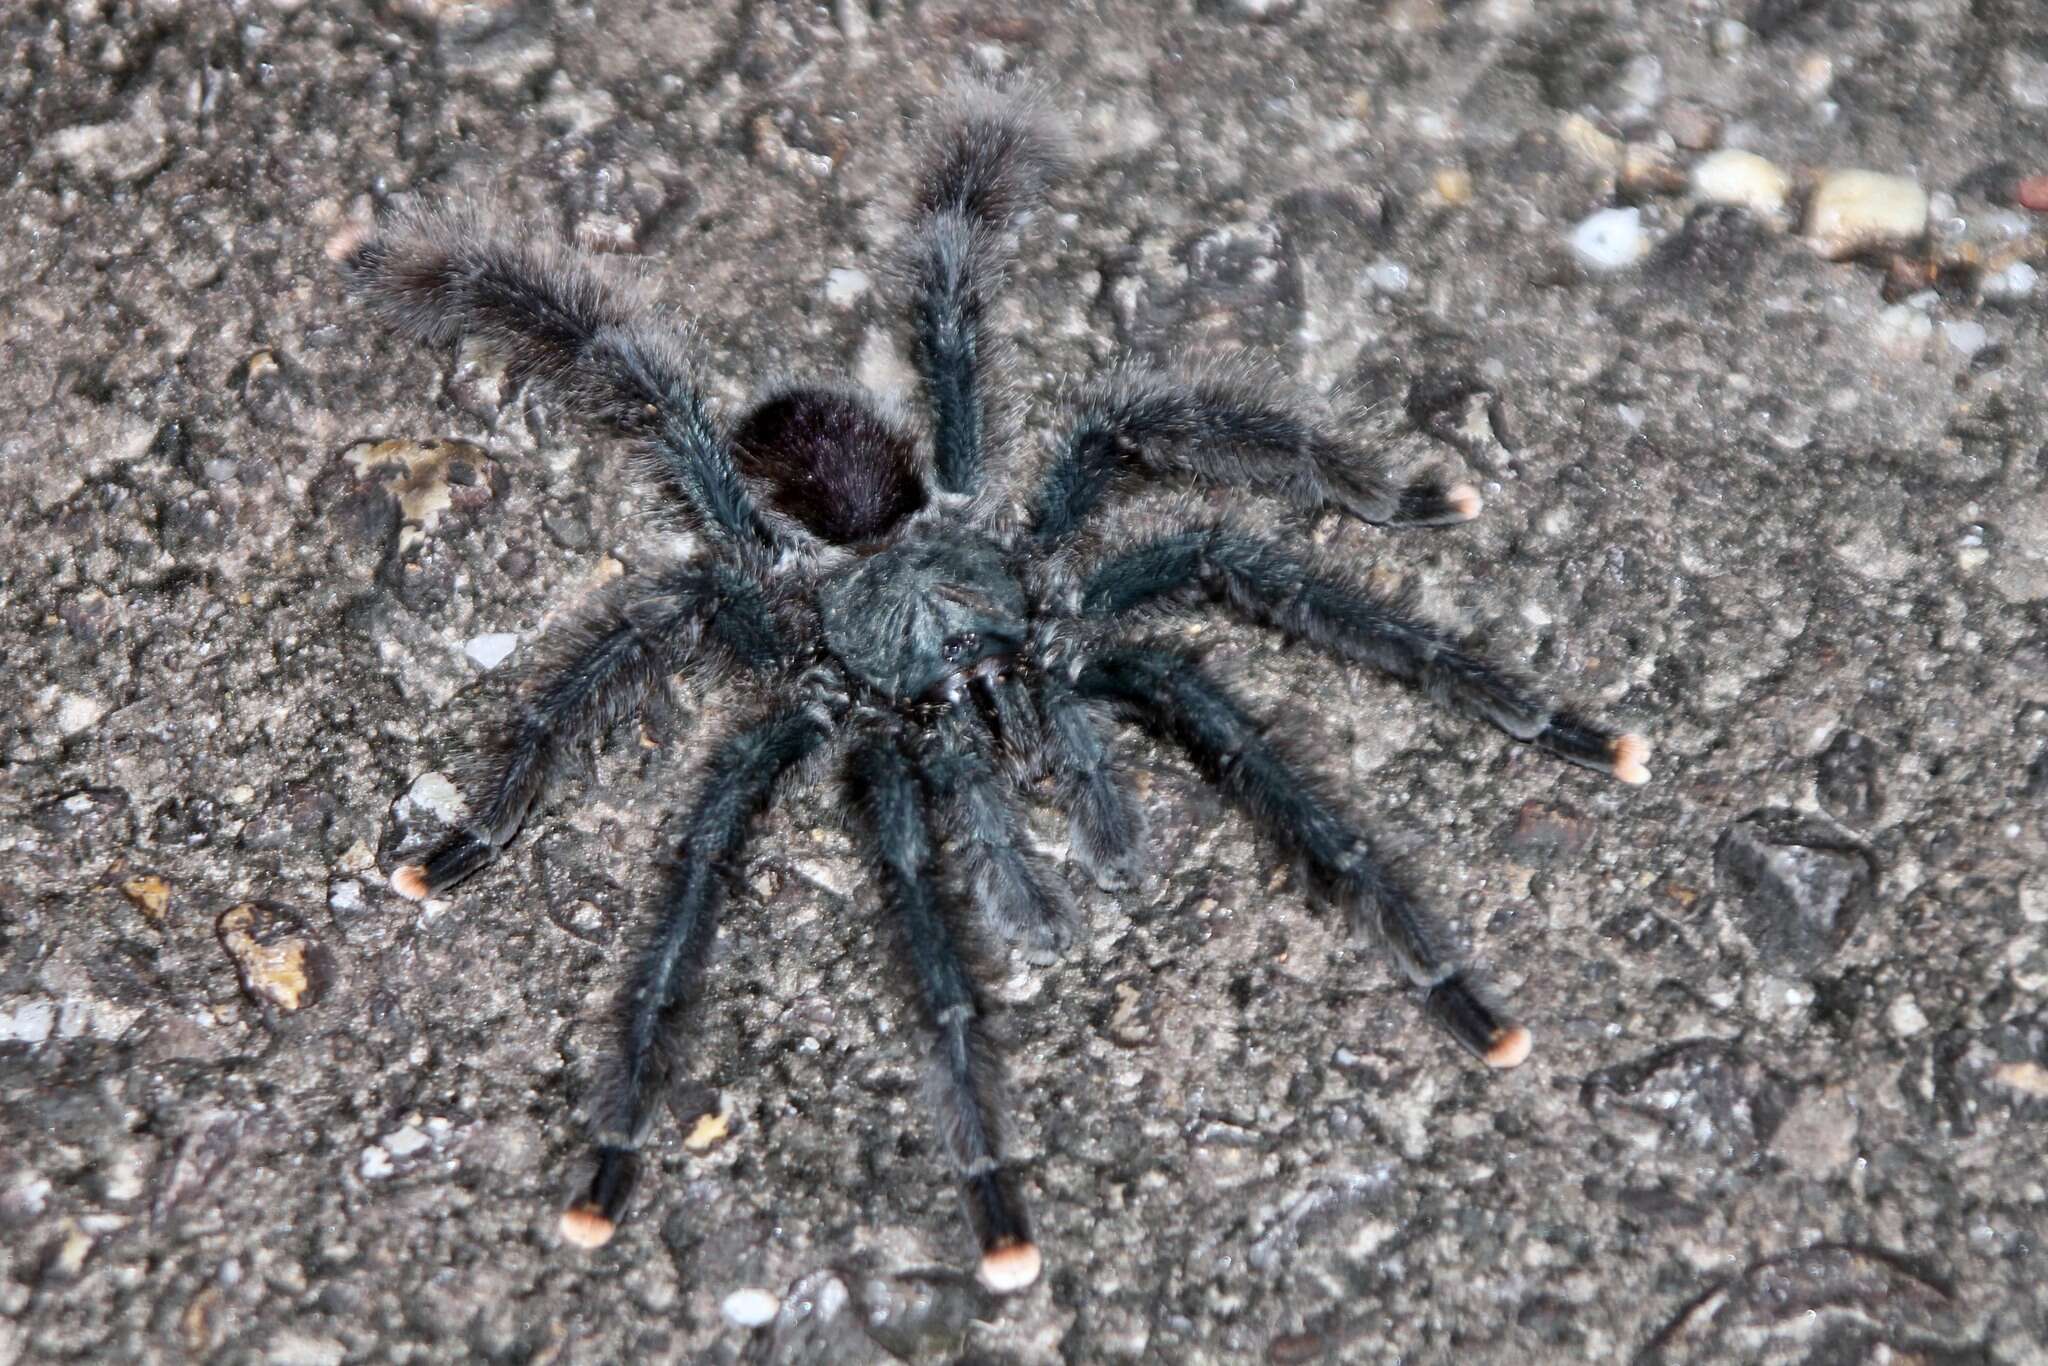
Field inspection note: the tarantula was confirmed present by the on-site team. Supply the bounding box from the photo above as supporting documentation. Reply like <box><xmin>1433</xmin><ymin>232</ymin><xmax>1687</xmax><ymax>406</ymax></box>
<box><xmin>340</xmin><ymin>79</ymin><xmax>1649</xmax><ymax>1293</ymax></box>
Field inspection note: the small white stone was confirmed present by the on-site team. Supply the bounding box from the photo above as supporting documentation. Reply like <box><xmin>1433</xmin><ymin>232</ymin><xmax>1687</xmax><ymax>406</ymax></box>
<box><xmin>1874</xmin><ymin>303</ymin><xmax>1933</xmax><ymax>352</ymax></box>
<box><xmin>464</xmin><ymin>632</ymin><xmax>519</xmax><ymax>669</ymax></box>
<box><xmin>2</xmin><ymin>1002</ymin><xmax>55</xmax><ymax>1044</ymax></box>
<box><xmin>1887</xmin><ymin>995</ymin><xmax>1929</xmax><ymax>1038</ymax></box>
<box><xmin>1362</xmin><ymin>257</ymin><xmax>1410</xmax><ymax>293</ymax></box>
<box><xmin>1567</xmin><ymin>207</ymin><xmax>1649</xmax><ymax>272</ymax></box>
<box><xmin>407</xmin><ymin>771</ymin><xmax>465</xmax><ymax>823</ymax></box>
<box><xmin>1711</xmin><ymin>19</ymin><xmax>1749</xmax><ymax>55</ymax></box>
<box><xmin>721</xmin><ymin>1287</ymin><xmax>780</xmax><ymax>1328</ymax></box>
<box><xmin>358</xmin><ymin>1146</ymin><xmax>395</xmax><ymax>1180</ymax></box>
<box><xmin>1986</xmin><ymin>261</ymin><xmax>2038</xmax><ymax>300</ymax></box>
<box><xmin>1941</xmin><ymin>320</ymin><xmax>1988</xmax><ymax>356</ymax></box>
<box><xmin>56</xmin><ymin>693</ymin><xmax>105</xmax><ymax>736</ymax></box>
<box><xmin>823</xmin><ymin>267</ymin><xmax>870</xmax><ymax>307</ymax></box>
<box><xmin>1690</xmin><ymin>149</ymin><xmax>1792</xmax><ymax>218</ymax></box>
<box><xmin>381</xmin><ymin>1123</ymin><xmax>432</xmax><ymax>1157</ymax></box>
<box><xmin>1805</xmin><ymin>170</ymin><xmax>1928</xmax><ymax>260</ymax></box>
<box><xmin>2003</xmin><ymin>48</ymin><xmax>2048</xmax><ymax>108</ymax></box>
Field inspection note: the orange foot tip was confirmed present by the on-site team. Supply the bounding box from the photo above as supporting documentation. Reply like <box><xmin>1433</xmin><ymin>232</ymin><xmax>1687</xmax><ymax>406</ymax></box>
<box><xmin>1445</xmin><ymin>483</ymin><xmax>1484</xmax><ymax>521</ymax></box>
<box><xmin>389</xmin><ymin>865</ymin><xmax>432</xmax><ymax>901</ymax></box>
<box><xmin>559</xmin><ymin>1203</ymin><xmax>616</xmax><ymax>1250</ymax></box>
<box><xmin>1611</xmin><ymin>734</ymin><xmax>1653</xmax><ymax>786</ymax></box>
<box><xmin>1485</xmin><ymin>1024</ymin><xmax>1534</xmax><ymax>1069</ymax></box>
<box><xmin>979</xmin><ymin>1240</ymin><xmax>1043</xmax><ymax>1293</ymax></box>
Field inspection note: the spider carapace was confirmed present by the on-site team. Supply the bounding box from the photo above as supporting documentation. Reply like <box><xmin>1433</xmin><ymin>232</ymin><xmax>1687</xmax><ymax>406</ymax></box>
<box><xmin>339</xmin><ymin>76</ymin><xmax>1650</xmax><ymax>1293</ymax></box>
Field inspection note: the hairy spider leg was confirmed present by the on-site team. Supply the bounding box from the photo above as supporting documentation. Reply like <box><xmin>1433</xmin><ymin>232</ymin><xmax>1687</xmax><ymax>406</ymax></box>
<box><xmin>919</xmin><ymin>708</ymin><xmax>1075</xmax><ymax>959</ymax></box>
<box><xmin>390</xmin><ymin>563</ymin><xmax>794</xmax><ymax>902</ymax></box>
<box><xmin>1074</xmin><ymin>520</ymin><xmax>1652</xmax><ymax>783</ymax></box>
<box><xmin>344</xmin><ymin>208</ymin><xmax>783</xmax><ymax>550</ymax></box>
<box><xmin>561</xmin><ymin>706</ymin><xmax>834</xmax><ymax>1249</ymax></box>
<box><xmin>853</xmin><ymin>733</ymin><xmax>1039</xmax><ymax>1291</ymax></box>
<box><xmin>1028</xmin><ymin>366</ymin><xmax>1481</xmax><ymax>546</ymax></box>
<box><xmin>905</xmin><ymin>80</ymin><xmax>1066</xmax><ymax>497</ymax></box>
<box><xmin>1076</xmin><ymin>647</ymin><xmax>1531</xmax><ymax>1069</ymax></box>
<box><xmin>1034</xmin><ymin>671</ymin><xmax>1148</xmax><ymax>890</ymax></box>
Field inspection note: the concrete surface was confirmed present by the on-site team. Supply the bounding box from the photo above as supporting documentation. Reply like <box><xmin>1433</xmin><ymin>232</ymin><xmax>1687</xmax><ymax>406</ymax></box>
<box><xmin>4</xmin><ymin>0</ymin><xmax>2047</xmax><ymax>1361</ymax></box>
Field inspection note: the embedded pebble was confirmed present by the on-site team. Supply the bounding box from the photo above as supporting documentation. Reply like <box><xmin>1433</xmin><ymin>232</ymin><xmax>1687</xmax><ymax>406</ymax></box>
<box><xmin>1941</xmin><ymin>320</ymin><xmax>1988</xmax><ymax>356</ymax></box>
<box><xmin>464</xmin><ymin>633</ymin><xmax>518</xmax><ymax>670</ymax></box>
<box><xmin>57</xmin><ymin>693</ymin><xmax>106</xmax><ymax>735</ymax></box>
<box><xmin>1713</xmin><ymin>810</ymin><xmax>1876</xmax><ymax>966</ymax></box>
<box><xmin>2</xmin><ymin>1001</ymin><xmax>56</xmax><ymax>1044</ymax></box>
<box><xmin>2004</xmin><ymin>49</ymin><xmax>2048</xmax><ymax>108</ymax></box>
<box><xmin>121</xmin><ymin>874</ymin><xmax>171</xmax><ymax>921</ymax></box>
<box><xmin>1874</xmin><ymin>303</ymin><xmax>1934</xmax><ymax>351</ymax></box>
<box><xmin>407</xmin><ymin>771</ymin><xmax>465</xmax><ymax>822</ymax></box>
<box><xmin>217</xmin><ymin>903</ymin><xmax>334</xmax><ymax>1012</ymax></box>
<box><xmin>1690</xmin><ymin>149</ymin><xmax>1792</xmax><ymax>218</ymax></box>
<box><xmin>1805</xmin><ymin>170</ymin><xmax>1928</xmax><ymax>259</ymax></box>
<box><xmin>1711</xmin><ymin>19</ymin><xmax>1749</xmax><ymax>55</ymax></box>
<box><xmin>1887</xmin><ymin>994</ymin><xmax>1928</xmax><ymax>1038</ymax></box>
<box><xmin>1567</xmin><ymin>207</ymin><xmax>1649</xmax><ymax>271</ymax></box>
<box><xmin>722</xmin><ymin>1287</ymin><xmax>780</xmax><ymax>1328</ymax></box>
<box><xmin>1984</xmin><ymin>260</ymin><xmax>2038</xmax><ymax>300</ymax></box>
<box><xmin>1361</xmin><ymin>258</ymin><xmax>1410</xmax><ymax>293</ymax></box>
<box><xmin>823</xmin><ymin>268</ymin><xmax>869</xmax><ymax>307</ymax></box>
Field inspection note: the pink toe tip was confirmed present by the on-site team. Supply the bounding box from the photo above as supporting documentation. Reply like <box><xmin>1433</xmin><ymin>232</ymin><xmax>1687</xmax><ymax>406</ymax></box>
<box><xmin>559</xmin><ymin>1204</ymin><xmax>616</xmax><ymax>1250</ymax></box>
<box><xmin>979</xmin><ymin>1240</ymin><xmax>1042</xmax><ymax>1293</ymax></box>
<box><xmin>1611</xmin><ymin>734</ymin><xmax>1652</xmax><ymax>786</ymax></box>
<box><xmin>1485</xmin><ymin>1025</ymin><xmax>1534</xmax><ymax>1069</ymax></box>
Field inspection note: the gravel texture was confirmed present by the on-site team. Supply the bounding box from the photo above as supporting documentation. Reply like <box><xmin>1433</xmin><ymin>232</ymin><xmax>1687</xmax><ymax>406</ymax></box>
<box><xmin>5</xmin><ymin>1</ymin><xmax>2048</xmax><ymax>1362</ymax></box>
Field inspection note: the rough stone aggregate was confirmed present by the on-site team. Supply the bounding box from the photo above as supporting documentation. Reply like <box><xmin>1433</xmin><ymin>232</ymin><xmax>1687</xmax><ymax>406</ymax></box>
<box><xmin>3</xmin><ymin>1</ymin><xmax>2047</xmax><ymax>1362</ymax></box>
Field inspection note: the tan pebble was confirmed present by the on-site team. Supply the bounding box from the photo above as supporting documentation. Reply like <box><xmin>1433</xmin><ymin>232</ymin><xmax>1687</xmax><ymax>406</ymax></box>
<box><xmin>217</xmin><ymin>902</ymin><xmax>332</xmax><ymax>1012</ymax></box>
<box><xmin>683</xmin><ymin>1104</ymin><xmax>731</xmax><ymax>1152</ymax></box>
<box><xmin>121</xmin><ymin>874</ymin><xmax>171</xmax><ymax>922</ymax></box>
<box><xmin>1992</xmin><ymin>1060</ymin><xmax>2048</xmax><ymax>1096</ymax></box>
<box><xmin>1806</xmin><ymin>169</ymin><xmax>1929</xmax><ymax>259</ymax></box>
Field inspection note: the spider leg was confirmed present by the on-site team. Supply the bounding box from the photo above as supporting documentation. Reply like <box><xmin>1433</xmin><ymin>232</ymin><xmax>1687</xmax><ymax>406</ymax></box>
<box><xmin>1036</xmin><ymin>671</ymin><xmax>1148</xmax><ymax>890</ymax></box>
<box><xmin>921</xmin><ymin>707</ymin><xmax>1075</xmax><ymax>960</ymax></box>
<box><xmin>561</xmin><ymin>703</ymin><xmax>834</xmax><ymax>1249</ymax></box>
<box><xmin>905</xmin><ymin>78</ymin><xmax>1067</xmax><ymax>498</ymax></box>
<box><xmin>1075</xmin><ymin>646</ymin><xmax>1532</xmax><ymax>1069</ymax></box>
<box><xmin>341</xmin><ymin>207</ymin><xmax>784</xmax><ymax>550</ymax></box>
<box><xmin>1072</xmin><ymin>520</ymin><xmax>1651</xmax><ymax>784</ymax></box>
<box><xmin>390</xmin><ymin>560</ymin><xmax>795</xmax><ymax>901</ymax></box>
<box><xmin>852</xmin><ymin>730</ymin><xmax>1039</xmax><ymax>1292</ymax></box>
<box><xmin>1028</xmin><ymin>365</ymin><xmax>1477</xmax><ymax>546</ymax></box>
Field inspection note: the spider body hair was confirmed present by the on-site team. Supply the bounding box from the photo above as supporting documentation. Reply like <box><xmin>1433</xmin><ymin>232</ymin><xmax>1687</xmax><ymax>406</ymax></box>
<box><xmin>349</xmin><ymin>75</ymin><xmax>1650</xmax><ymax>1290</ymax></box>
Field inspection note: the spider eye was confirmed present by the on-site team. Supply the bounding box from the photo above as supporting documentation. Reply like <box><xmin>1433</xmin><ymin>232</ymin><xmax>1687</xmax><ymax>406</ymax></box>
<box><xmin>942</xmin><ymin>632</ymin><xmax>979</xmax><ymax>662</ymax></box>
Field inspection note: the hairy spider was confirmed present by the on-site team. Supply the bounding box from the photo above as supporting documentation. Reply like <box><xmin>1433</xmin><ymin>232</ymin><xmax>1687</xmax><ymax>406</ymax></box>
<box><xmin>339</xmin><ymin>79</ymin><xmax>1649</xmax><ymax>1293</ymax></box>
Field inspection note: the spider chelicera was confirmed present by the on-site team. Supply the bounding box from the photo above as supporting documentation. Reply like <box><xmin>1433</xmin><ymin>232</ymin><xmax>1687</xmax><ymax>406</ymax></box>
<box><xmin>338</xmin><ymin>77</ymin><xmax>1649</xmax><ymax>1293</ymax></box>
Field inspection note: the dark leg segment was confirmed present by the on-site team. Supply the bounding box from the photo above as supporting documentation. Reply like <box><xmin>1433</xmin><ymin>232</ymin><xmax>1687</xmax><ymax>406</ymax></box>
<box><xmin>1075</xmin><ymin>647</ymin><xmax>1531</xmax><ymax>1068</ymax></box>
<box><xmin>920</xmin><ymin>708</ymin><xmax>1075</xmax><ymax>960</ymax></box>
<box><xmin>1029</xmin><ymin>366</ymin><xmax>1481</xmax><ymax>545</ymax></box>
<box><xmin>852</xmin><ymin>732</ymin><xmax>1039</xmax><ymax>1291</ymax></box>
<box><xmin>342</xmin><ymin>208</ymin><xmax>780</xmax><ymax>548</ymax></box>
<box><xmin>560</xmin><ymin>705</ymin><xmax>833</xmax><ymax>1248</ymax></box>
<box><xmin>391</xmin><ymin>561</ymin><xmax>796</xmax><ymax>902</ymax></box>
<box><xmin>1037</xmin><ymin>671</ymin><xmax>1147</xmax><ymax>890</ymax></box>
<box><xmin>905</xmin><ymin>79</ymin><xmax>1066</xmax><ymax>496</ymax></box>
<box><xmin>1074</xmin><ymin>523</ymin><xmax>1650</xmax><ymax>783</ymax></box>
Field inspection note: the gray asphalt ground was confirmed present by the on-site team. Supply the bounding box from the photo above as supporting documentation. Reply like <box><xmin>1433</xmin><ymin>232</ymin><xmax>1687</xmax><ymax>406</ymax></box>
<box><xmin>5</xmin><ymin>1</ymin><xmax>2047</xmax><ymax>1361</ymax></box>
